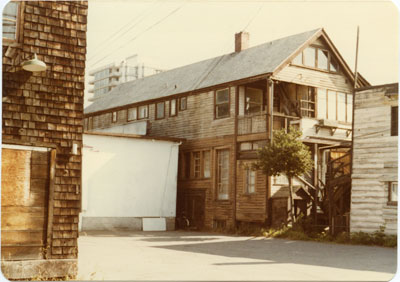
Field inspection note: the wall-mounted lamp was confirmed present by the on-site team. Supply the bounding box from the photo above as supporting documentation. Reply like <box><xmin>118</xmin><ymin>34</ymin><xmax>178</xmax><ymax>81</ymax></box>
<box><xmin>21</xmin><ymin>53</ymin><xmax>46</xmax><ymax>72</ymax></box>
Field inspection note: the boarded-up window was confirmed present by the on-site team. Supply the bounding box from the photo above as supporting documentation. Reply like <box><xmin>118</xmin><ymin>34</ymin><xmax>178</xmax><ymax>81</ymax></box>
<box><xmin>215</xmin><ymin>88</ymin><xmax>230</xmax><ymax>119</ymax></box>
<box><xmin>391</xmin><ymin>106</ymin><xmax>398</xmax><ymax>136</ymax></box>
<box><xmin>2</xmin><ymin>2</ymin><xmax>19</xmax><ymax>40</ymax></box>
<box><xmin>217</xmin><ymin>149</ymin><xmax>229</xmax><ymax>200</ymax></box>
<box><xmin>317</xmin><ymin>88</ymin><xmax>327</xmax><ymax>119</ymax></box>
<box><xmin>327</xmin><ymin>90</ymin><xmax>336</xmax><ymax>120</ymax></box>
<box><xmin>337</xmin><ymin>92</ymin><xmax>346</xmax><ymax>122</ymax></box>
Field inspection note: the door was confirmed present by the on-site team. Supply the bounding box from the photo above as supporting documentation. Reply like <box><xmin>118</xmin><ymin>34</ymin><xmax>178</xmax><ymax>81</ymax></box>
<box><xmin>1</xmin><ymin>148</ymin><xmax>49</xmax><ymax>261</ymax></box>
<box><xmin>178</xmin><ymin>189</ymin><xmax>205</xmax><ymax>230</ymax></box>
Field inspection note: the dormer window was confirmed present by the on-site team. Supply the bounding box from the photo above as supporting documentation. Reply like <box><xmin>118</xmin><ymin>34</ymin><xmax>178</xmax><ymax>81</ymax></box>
<box><xmin>292</xmin><ymin>46</ymin><xmax>339</xmax><ymax>73</ymax></box>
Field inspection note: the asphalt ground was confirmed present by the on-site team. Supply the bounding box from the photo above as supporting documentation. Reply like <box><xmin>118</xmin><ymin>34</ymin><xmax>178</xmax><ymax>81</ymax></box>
<box><xmin>77</xmin><ymin>230</ymin><xmax>397</xmax><ymax>281</ymax></box>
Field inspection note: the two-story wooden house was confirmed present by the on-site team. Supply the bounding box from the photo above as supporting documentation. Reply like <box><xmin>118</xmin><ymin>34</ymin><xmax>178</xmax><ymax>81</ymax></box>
<box><xmin>84</xmin><ymin>28</ymin><xmax>369</xmax><ymax>230</ymax></box>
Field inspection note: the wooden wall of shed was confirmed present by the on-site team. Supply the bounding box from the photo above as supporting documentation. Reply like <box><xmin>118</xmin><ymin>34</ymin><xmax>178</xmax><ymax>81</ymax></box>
<box><xmin>351</xmin><ymin>86</ymin><xmax>398</xmax><ymax>234</ymax></box>
<box><xmin>2</xmin><ymin>1</ymin><xmax>88</xmax><ymax>259</ymax></box>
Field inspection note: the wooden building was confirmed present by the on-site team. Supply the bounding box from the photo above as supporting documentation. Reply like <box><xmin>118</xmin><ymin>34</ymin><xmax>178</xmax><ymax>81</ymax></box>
<box><xmin>351</xmin><ymin>83</ymin><xmax>398</xmax><ymax>234</ymax></box>
<box><xmin>1</xmin><ymin>1</ymin><xmax>88</xmax><ymax>279</ymax></box>
<box><xmin>84</xmin><ymin>28</ymin><xmax>369</xmax><ymax>230</ymax></box>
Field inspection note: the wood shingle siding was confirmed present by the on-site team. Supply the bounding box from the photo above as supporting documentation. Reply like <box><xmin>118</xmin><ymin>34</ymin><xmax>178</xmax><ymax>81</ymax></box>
<box><xmin>2</xmin><ymin>1</ymin><xmax>87</xmax><ymax>277</ymax></box>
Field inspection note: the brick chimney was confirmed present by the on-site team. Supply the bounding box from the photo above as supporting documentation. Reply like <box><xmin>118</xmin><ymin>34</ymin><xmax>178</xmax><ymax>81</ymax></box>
<box><xmin>235</xmin><ymin>31</ymin><xmax>249</xmax><ymax>52</ymax></box>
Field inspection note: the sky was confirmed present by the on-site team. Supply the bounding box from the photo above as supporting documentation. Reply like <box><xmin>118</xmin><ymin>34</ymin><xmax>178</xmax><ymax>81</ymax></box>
<box><xmin>85</xmin><ymin>0</ymin><xmax>399</xmax><ymax>104</ymax></box>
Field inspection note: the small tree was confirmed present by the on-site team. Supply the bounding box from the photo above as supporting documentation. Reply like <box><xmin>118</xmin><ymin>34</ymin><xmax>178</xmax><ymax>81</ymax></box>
<box><xmin>253</xmin><ymin>127</ymin><xmax>313</xmax><ymax>224</ymax></box>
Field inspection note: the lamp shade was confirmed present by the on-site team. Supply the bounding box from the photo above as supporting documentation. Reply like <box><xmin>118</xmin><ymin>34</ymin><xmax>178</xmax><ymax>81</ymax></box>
<box><xmin>22</xmin><ymin>53</ymin><xmax>46</xmax><ymax>72</ymax></box>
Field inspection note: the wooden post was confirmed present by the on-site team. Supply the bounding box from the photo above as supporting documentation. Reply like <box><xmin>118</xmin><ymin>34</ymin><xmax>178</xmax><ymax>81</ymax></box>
<box><xmin>232</xmin><ymin>85</ymin><xmax>239</xmax><ymax>229</ymax></box>
<box><xmin>267</xmin><ymin>78</ymin><xmax>274</xmax><ymax>143</ymax></box>
<box><xmin>45</xmin><ymin>149</ymin><xmax>56</xmax><ymax>259</ymax></box>
<box><xmin>313</xmin><ymin>143</ymin><xmax>319</xmax><ymax>224</ymax></box>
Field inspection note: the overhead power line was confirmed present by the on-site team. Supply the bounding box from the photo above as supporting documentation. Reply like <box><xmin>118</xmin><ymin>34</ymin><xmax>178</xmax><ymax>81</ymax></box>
<box><xmin>90</xmin><ymin>2</ymin><xmax>187</xmax><ymax>68</ymax></box>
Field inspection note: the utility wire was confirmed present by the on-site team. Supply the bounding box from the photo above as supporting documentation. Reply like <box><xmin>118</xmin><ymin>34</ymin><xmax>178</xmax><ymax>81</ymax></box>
<box><xmin>90</xmin><ymin>2</ymin><xmax>186</xmax><ymax>68</ymax></box>
<box><xmin>241</xmin><ymin>2</ymin><xmax>264</xmax><ymax>32</ymax></box>
<box><xmin>87</xmin><ymin>0</ymin><xmax>164</xmax><ymax>62</ymax></box>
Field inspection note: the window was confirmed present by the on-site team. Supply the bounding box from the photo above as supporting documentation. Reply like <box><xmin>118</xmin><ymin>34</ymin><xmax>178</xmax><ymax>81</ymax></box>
<box><xmin>3</xmin><ymin>1</ymin><xmax>19</xmax><ymax>40</ymax></box>
<box><xmin>112</xmin><ymin>111</ymin><xmax>117</xmax><ymax>123</ymax></box>
<box><xmin>239</xmin><ymin>140</ymin><xmax>267</xmax><ymax>151</ymax></box>
<box><xmin>245</xmin><ymin>168</ymin><xmax>256</xmax><ymax>194</ymax></box>
<box><xmin>216</xmin><ymin>149</ymin><xmax>229</xmax><ymax>200</ymax></box>
<box><xmin>203</xmin><ymin>151</ymin><xmax>211</xmax><ymax>178</ymax></box>
<box><xmin>180</xmin><ymin>97</ymin><xmax>187</xmax><ymax>111</ymax></box>
<box><xmin>389</xmin><ymin>182</ymin><xmax>398</xmax><ymax>204</ymax></box>
<box><xmin>138</xmin><ymin>105</ymin><xmax>148</xmax><ymax>119</ymax></box>
<box><xmin>156</xmin><ymin>102</ymin><xmax>165</xmax><ymax>119</ymax></box>
<box><xmin>215</xmin><ymin>88</ymin><xmax>230</xmax><ymax>119</ymax></box>
<box><xmin>170</xmin><ymin>99</ymin><xmax>177</xmax><ymax>117</ymax></box>
<box><xmin>391</xmin><ymin>106</ymin><xmax>398</xmax><ymax>136</ymax></box>
<box><xmin>245</xmin><ymin>87</ymin><xmax>263</xmax><ymax>115</ymax></box>
<box><xmin>128</xmin><ymin>107</ymin><xmax>137</xmax><ymax>121</ymax></box>
<box><xmin>292</xmin><ymin>46</ymin><xmax>339</xmax><ymax>73</ymax></box>
<box><xmin>300</xmin><ymin>87</ymin><xmax>315</xmax><ymax>118</ymax></box>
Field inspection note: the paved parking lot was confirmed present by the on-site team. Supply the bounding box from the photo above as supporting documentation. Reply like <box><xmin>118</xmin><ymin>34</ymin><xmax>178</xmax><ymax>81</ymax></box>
<box><xmin>77</xmin><ymin>230</ymin><xmax>397</xmax><ymax>281</ymax></box>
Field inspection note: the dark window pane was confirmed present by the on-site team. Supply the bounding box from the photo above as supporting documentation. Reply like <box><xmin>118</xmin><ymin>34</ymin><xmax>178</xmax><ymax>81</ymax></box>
<box><xmin>216</xmin><ymin>104</ymin><xmax>229</xmax><ymax>118</ymax></box>
<box><xmin>216</xmin><ymin>89</ymin><xmax>229</xmax><ymax>103</ymax></box>
<box><xmin>391</xmin><ymin>106</ymin><xmax>398</xmax><ymax>136</ymax></box>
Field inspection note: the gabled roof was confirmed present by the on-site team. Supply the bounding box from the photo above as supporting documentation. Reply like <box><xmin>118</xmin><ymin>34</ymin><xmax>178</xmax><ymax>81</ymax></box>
<box><xmin>85</xmin><ymin>28</ymin><xmax>321</xmax><ymax>114</ymax></box>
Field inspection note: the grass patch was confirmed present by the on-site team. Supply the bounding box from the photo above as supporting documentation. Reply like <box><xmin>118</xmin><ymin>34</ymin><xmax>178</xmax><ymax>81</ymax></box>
<box><xmin>223</xmin><ymin>218</ymin><xmax>397</xmax><ymax>248</ymax></box>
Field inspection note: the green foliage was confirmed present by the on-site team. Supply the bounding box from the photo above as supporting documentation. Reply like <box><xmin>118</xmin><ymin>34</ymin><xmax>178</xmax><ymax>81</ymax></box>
<box><xmin>253</xmin><ymin>128</ymin><xmax>313</xmax><ymax>178</ymax></box>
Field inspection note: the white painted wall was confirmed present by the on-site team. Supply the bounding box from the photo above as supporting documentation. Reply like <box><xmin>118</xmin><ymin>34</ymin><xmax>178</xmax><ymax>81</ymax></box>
<box><xmin>81</xmin><ymin>134</ymin><xmax>179</xmax><ymax>230</ymax></box>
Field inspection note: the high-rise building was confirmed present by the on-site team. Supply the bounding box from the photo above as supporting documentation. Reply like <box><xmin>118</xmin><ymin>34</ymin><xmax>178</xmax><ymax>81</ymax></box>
<box><xmin>88</xmin><ymin>55</ymin><xmax>163</xmax><ymax>101</ymax></box>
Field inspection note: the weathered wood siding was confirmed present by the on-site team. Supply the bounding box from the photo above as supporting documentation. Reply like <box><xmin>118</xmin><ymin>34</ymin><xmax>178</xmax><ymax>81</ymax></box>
<box><xmin>236</xmin><ymin>160</ymin><xmax>267</xmax><ymax>222</ymax></box>
<box><xmin>1</xmin><ymin>149</ymin><xmax>49</xmax><ymax>261</ymax></box>
<box><xmin>2</xmin><ymin>1</ymin><xmax>88</xmax><ymax>263</ymax></box>
<box><xmin>351</xmin><ymin>85</ymin><xmax>398</xmax><ymax>234</ymax></box>
<box><xmin>273</xmin><ymin>64</ymin><xmax>353</xmax><ymax>94</ymax></box>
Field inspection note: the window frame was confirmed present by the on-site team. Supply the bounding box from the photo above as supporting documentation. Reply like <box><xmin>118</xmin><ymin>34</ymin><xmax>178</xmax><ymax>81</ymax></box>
<box><xmin>214</xmin><ymin>88</ymin><xmax>230</xmax><ymax>119</ymax></box>
<box><xmin>245</xmin><ymin>87</ymin><xmax>263</xmax><ymax>115</ymax></box>
<box><xmin>388</xmin><ymin>181</ymin><xmax>398</xmax><ymax>206</ymax></box>
<box><xmin>138</xmin><ymin>105</ymin><xmax>149</xmax><ymax>120</ymax></box>
<box><xmin>2</xmin><ymin>1</ymin><xmax>23</xmax><ymax>45</ymax></box>
<box><xmin>170</xmin><ymin>98</ymin><xmax>178</xmax><ymax>117</ymax></box>
<box><xmin>112</xmin><ymin>111</ymin><xmax>117</xmax><ymax>123</ymax></box>
<box><xmin>299</xmin><ymin>86</ymin><xmax>316</xmax><ymax>118</ymax></box>
<box><xmin>156</xmin><ymin>101</ymin><xmax>165</xmax><ymax>120</ymax></box>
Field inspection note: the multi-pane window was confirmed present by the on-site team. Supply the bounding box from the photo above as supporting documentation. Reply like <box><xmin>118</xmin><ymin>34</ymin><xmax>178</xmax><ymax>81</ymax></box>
<box><xmin>217</xmin><ymin>149</ymin><xmax>229</xmax><ymax>200</ymax></box>
<box><xmin>292</xmin><ymin>46</ymin><xmax>339</xmax><ymax>73</ymax></box>
<box><xmin>239</xmin><ymin>140</ymin><xmax>267</xmax><ymax>151</ymax></box>
<box><xmin>245</xmin><ymin>168</ymin><xmax>256</xmax><ymax>194</ymax></box>
<box><xmin>215</xmin><ymin>88</ymin><xmax>230</xmax><ymax>119</ymax></box>
<box><xmin>193</xmin><ymin>152</ymin><xmax>201</xmax><ymax>178</ymax></box>
<box><xmin>3</xmin><ymin>1</ymin><xmax>19</xmax><ymax>40</ymax></box>
<box><xmin>389</xmin><ymin>182</ymin><xmax>398</xmax><ymax>203</ymax></box>
<box><xmin>180</xmin><ymin>97</ymin><xmax>187</xmax><ymax>111</ymax></box>
<box><xmin>316</xmin><ymin>89</ymin><xmax>352</xmax><ymax>122</ymax></box>
<box><xmin>156</xmin><ymin>102</ymin><xmax>165</xmax><ymax>119</ymax></box>
<box><xmin>181</xmin><ymin>150</ymin><xmax>211</xmax><ymax>179</ymax></box>
<box><xmin>300</xmin><ymin>87</ymin><xmax>315</xmax><ymax>118</ymax></box>
<box><xmin>170</xmin><ymin>99</ymin><xmax>177</xmax><ymax>116</ymax></box>
<box><xmin>128</xmin><ymin>107</ymin><xmax>137</xmax><ymax>121</ymax></box>
<box><xmin>138</xmin><ymin>105</ymin><xmax>148</xmax><ymax>119</ymax></box>
<box><xmin>245</xmin><ymin>87</ymin><xmax>263</xmax><ymax>115</ymax></box>
<box><xmin>391</xmin><ymin>106</ymin><xmax>398</xmax><ymax>136</ymax></box>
